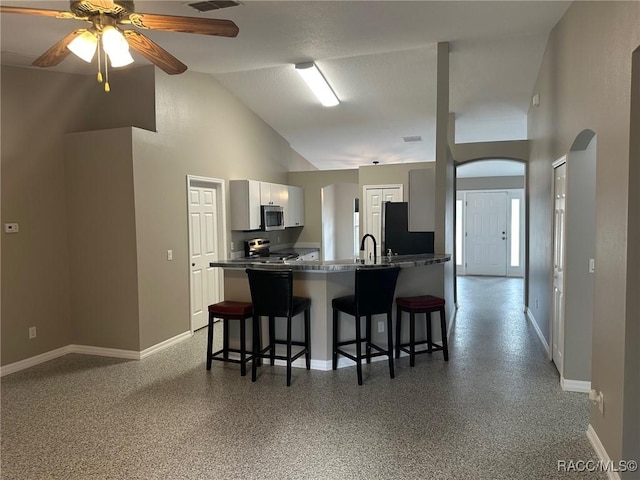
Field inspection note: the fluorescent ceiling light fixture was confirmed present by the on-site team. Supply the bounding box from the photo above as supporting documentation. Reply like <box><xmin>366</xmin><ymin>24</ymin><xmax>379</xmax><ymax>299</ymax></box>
<box><xmin>67</xmin><ymin>30</ymin><xmax>98</xmax><ymax>63</ymax></box>
<box><xmin>295</xmin><ymin>62</ymin><xmax>339</xmax><ymax>107</ymax></box>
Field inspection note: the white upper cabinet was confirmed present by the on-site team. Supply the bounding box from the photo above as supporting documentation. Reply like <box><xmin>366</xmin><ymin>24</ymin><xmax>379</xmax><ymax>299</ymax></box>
<box><xmin>230</xmin><ymin>180</ymin><xmax>262</xmax><ymax>231</ymax></box>
<box><xmin>231</xmin><ymin>180</ymin><xmax>304</xmax><ymax>230</ymax></box>
<box><xmin>260</xmin><ymin>182</ymin><xmax>288</xmax><ymax>206</ymax></box>
<box><xmin>286</xmin><ymin>185</ymin><xmax>305</xmax><ymax>227</ymax></box>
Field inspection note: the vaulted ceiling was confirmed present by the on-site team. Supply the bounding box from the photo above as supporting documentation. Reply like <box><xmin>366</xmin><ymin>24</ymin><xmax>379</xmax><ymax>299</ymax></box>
<box><xmin>0</xmin><ymin>1</ymin><xmax>569</xmax><ymax>172</ymax></box>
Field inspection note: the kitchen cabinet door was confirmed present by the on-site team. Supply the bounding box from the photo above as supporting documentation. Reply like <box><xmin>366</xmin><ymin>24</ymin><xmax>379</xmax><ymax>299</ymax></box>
<box><xmin>230</xmin><ymin>180</ymin><xmax>261</xmax><ymax>230</ymax></box>
<box><xmin>286</xmin><ymin>185</ymin><xmax>304</xmax><ymax>227</ymax></box>
<box><xmin>260</xmin><ymin>182</ymin><xmax>288</xmax><ymax>206</ymax></box>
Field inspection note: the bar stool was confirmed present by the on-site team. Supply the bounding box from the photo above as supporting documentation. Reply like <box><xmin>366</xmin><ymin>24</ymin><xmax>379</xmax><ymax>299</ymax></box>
<box><xmin>206</xmin><ymin>301</ymin><xmax>255</xmax><ymax>376</ymax></box>
<box><xmin>332</xmin><ymin>267</ymin><xmax>401</xmax><ymax>385</ymax></box>
<box><xmin>395</xmin><ymin>295</ymin><xmax>448</xmax><ymax>366</ymax></box>
<box><xmin>246</xmin><ymin>269</ymin><xmax>311</xmax><ymax>386</ymax></box>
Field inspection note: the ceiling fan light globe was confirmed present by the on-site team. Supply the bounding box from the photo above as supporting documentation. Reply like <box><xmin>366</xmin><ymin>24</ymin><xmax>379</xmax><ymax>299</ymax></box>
<box><xmin>102</xmin><ymin>26</ymin><xmax>134</xmax><ymax>67</ymax></box>
<box><xmin>67</xmin><ymin>31</ymin><xmax>98</xmax><ymax>63</ymax></box>
<box><xmin>108</xmin><ymin>49</ymin><xmax>134</xmax><ymax>67</ymax></box>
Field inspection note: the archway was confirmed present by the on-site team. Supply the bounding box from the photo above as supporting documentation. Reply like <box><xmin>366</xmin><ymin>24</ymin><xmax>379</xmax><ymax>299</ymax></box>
<box><xmin>455</xmin><ymin>157</ymin><xmax>528</xmax><ymax>307</ymax></box>
<box><xmin>555</xmin><ymin>130</ymin><xmax>597</xmax><ymax>391</ymax></box>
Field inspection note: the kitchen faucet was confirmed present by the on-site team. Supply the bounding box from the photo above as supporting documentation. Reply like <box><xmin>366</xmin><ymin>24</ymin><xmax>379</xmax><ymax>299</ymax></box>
<box><xmin>360</xmin><ymin>234</ymin><xmax>377</xmax><ymax>263</ymax></box>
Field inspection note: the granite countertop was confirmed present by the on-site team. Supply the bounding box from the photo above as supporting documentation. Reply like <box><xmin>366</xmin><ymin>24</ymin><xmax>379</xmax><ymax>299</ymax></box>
<box><xmin>210</xmin><ymin>253</ymin><xmax>451</xmax><ymax>271</ymax></box>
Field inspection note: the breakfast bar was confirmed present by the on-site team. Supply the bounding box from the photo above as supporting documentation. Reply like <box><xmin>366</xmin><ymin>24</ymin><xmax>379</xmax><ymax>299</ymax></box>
<box><xmin>210</xmin><ymin>253</ymin><xmax>451</xmax><ymax>370</ymax></box>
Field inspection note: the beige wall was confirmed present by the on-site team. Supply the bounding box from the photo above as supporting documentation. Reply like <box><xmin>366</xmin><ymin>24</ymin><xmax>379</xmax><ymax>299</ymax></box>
<box><xmin>528</xmin><ymin>1</ymin><xmax>640</xmax><ymax>464</ymax></box>
<box><xmin>1</xmin><ymin>65</ymin><xmax>316</xmax><ymax>362</ymax></box>
<box><xmin>0</xmin><ymin>67</ymin><xmax>99</xmax><ymax>364</ymax></box>
<box><xmin>457</xmin><ymin>175</ymin><xmax>524</xmax><ymax>191</ymax></box>
<box><xmin>65</xmin><ymin>128</ymin><xmax>140</xmax><ymax>350</ymax></box>
<box><xmin>288</xmin><ymin>169</ymin><xmax>359</xmax><ymax>245</ymax></box>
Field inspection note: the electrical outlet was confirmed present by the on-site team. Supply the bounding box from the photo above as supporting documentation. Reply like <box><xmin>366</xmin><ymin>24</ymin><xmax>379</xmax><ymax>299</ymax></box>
<box><xmin>589</xmin><ymin>258</ymin><xmax>595</xmax><ymax>273</ymax></box>
<box><xmin>598</xmin><ymin>392</ymin><xmax>604</xmax><ymax>414</ymax></box>
<box><xmin>589</xmin><ymin>389</ymin><xmax>605</xmax><ymax>415</ymax></box>
<box><xmin>377</xmin><ymin>321</ymin><xmax>384</xmax><ymax>333</ymax></box>
<box><xmin>230</xmin><ymin>241</ymin><xmax>235</xmax><ymax>251</ymax></box>
<box><xmin>29</xmin><ymin>326</ymin><xmax>36</xmax><ymax>339</ymax></box>
<box><xmin>167</xmin><ymin>249</ymin><xmax>173</xmax><ymax>261</ymax></box>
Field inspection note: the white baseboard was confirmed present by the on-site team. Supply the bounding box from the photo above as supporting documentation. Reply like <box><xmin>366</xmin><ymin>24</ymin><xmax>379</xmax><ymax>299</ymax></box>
<box><xmin>140</xmin><ymin>331</ymin><xmax>192</xmax><ymax>359</ymax></box>
<box><xmin>586</xmin><ymin>424</ymin><xmax>621</xmax><ymax>480</ymax></box>
<box><xmin>561</xmin><ymin>377</ymin><xmax>591</xmax><ymax>393</ymax></box>
<box><xmin>526</xmin><ymin>307</ymin><xmax>551</xmax><ymax>359</ymax></box>
<box><xmin>0</xmin><ymin>345</ymin><xmax>75</xmax><ymax>377</ymax></box>
<box><xmin>0</xmin><ymin>331</ymin><xmax>192</xmax><ymax>377</ymax></box>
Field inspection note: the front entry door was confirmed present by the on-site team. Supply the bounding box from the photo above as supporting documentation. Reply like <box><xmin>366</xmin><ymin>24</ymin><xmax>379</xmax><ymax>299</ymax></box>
<box><xmin>188</xmin><ymin>186</ymin><xmax>221</xmax><ymax>331</ymax></box>
<box><xmin>465</xmin><ymin>192</ymin><xmax>508</xmax><ymax>276</ymax></box>
<box><xmin>552</xmin><ymin>162</ymin><xmax>567</xmax><ymax>374</ymax></box>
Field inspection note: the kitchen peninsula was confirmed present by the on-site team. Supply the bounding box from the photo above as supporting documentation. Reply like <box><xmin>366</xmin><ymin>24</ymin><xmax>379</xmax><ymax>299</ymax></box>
<box><xmin>210</xmin><ymin>253</ymin><xmax>451</xmax><ymax>370</ymax></box>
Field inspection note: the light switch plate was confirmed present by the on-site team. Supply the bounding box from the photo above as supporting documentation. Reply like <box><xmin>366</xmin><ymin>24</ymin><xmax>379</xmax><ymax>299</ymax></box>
<box><xmin>4</xmin><ymin>223</ymin><xmax>19</xmax><ymax>233</ymax></box>
<box><xmin>167</xmin><ymin>250</ymin><xmax>173</xmax><ymax>261</ymax></box>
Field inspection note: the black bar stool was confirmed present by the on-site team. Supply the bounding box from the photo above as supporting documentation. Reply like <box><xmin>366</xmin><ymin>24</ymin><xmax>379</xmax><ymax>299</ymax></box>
<box><xmin>332</xmin><ymin>267</ymin><xmax>401</xmax><ymax>385</ymax></box>
<box><xmin>395</xmin><ymin>295</ymin><xmax>448</xmax><ymax>366</ymax></box>
<box><xmin>245</xmin><ymin>269</ymin><xmax>311</xmax><ymax>386</ymax></box>
<box><xmin>206</xmin><ymin>301</ymin><xmax>254</xmax><ymax>376</ymax></box>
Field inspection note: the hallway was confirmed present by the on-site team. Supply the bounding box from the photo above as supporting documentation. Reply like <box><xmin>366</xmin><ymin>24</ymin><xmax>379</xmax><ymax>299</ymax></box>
<box><xmin>1</xmin><ymin>277</ymin><xmax>603</xmax><ymax>479</ymax></box>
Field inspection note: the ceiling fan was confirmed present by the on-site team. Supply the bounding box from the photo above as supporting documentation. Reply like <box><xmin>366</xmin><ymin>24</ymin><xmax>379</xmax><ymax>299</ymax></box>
<box><xmin>0</xmin><ymin>1</ymin><xmax>239</xmax><ymax>90</ymax></box>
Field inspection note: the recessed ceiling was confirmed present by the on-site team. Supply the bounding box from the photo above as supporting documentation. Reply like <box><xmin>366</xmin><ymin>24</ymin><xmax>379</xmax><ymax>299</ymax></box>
<box><xmin>0</xmin><ymin>1</ymin><xmax>570</xmax><ymax>170</ymax></box>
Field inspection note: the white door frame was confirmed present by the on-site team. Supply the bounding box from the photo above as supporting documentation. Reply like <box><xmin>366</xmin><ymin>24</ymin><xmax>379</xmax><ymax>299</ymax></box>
<box><xmin>457</xmin><ymin>189</ymin><xmax>525</xmax><ymax>277</ymax></box>
<box><xmin>550</xmin><ymin>156</ymin><xmax>567</xmax><ymax>367</ymax></box>
<box><xmin>186</xmin><ymin>175</ymin><xmax>228</xmax><ymax>333</ymax></box>
<box><xmin>362</xmin><ymin>184</ymin><xmax>404</xmax><ymax>258</ymax></box>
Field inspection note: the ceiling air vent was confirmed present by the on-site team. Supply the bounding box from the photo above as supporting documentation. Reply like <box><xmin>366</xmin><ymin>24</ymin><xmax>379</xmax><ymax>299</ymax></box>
<box><xmin>187</xmin><ymin>1</ymin><xmax>240</xmax><ymax>12</ymax></box>
<box><xmin>402</xmin><ymin>135</ymin><xmax>422</xmax><ymax>143</ymax></box>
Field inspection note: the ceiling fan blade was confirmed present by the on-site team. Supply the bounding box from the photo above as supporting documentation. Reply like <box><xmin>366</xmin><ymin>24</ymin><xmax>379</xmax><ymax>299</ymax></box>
<box><xmin>0</xmin><ymin>6</ymin><xmax>77</xmax><ymax>19</ymax></box>
<box><xmin>32</xmin><ymin>30</ymin><xmax>87</xmax><ymax>68</ymax></box>
<box><xmin>123</xmin><ymin>30</ymin><xmax>187</xmax><ymax>75</ymax></box>
<box><xmin>127</xmin><ymin>13</ymin><xmax>238</xmax><ymax>37</ymax></box>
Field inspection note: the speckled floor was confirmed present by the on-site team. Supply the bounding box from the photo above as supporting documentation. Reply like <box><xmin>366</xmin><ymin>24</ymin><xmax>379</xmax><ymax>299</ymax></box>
<box><xmin>1</xmin><ymin>277</ymin><xmax>604</xmax><ymax>480</ymax></box>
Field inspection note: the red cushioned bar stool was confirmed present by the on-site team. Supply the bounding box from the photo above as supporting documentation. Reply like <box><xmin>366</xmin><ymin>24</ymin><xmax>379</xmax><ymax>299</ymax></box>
<box><xmin>206</xmin><ymin>301</ymin><xmax>255</xmax><ymax>376</ymax></box>
<box><xmin>395</xmin><ymin>295</ymin><xmax>448</xmax><ymax>367</ymax></box>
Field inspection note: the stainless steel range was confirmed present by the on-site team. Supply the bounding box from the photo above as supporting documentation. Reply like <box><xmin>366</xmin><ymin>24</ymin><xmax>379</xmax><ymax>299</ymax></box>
<box><xmin>244</xmin><ymin>238</ymin><xmax>299</xmax><ymax>261</ymax></box>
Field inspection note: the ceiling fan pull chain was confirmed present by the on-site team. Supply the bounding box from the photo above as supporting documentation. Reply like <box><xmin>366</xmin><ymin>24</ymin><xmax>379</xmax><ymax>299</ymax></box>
<box><xmin>96</xmin><ymin>35</ymin><xmax>104</xmax><ymax>85</ymax></box>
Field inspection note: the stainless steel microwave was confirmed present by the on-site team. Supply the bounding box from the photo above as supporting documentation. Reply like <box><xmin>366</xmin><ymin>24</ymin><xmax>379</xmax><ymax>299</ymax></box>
<box><xmin>261</xmin><ymin>205</ymin><xmax>285</xmax><ymax>231</ymax></box>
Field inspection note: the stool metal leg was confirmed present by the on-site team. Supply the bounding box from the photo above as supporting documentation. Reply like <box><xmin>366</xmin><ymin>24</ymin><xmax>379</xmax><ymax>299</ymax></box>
<box><xmin>365</xmin><ymin>315</ymin><xmax>372</xmax><ymax>364</ymax></box>
<box><xmin>426</xmin><ymin>311</ymin><xmax>433</xmax><ymax>353</ymax></box>
<box><xmin>223</xmin><ymin>318</ymin><xmax>230</xmax><ymax>361</ymax></box>
<box><xmin>355</xmin><ymin>315</ymin><xmax>363</xmax><ymax>386</ymax></box>
<box><xmin>206</xmin><ymin>312</ymin><xmax>215</xmax><ymax>370</ymax></box>
<box><xmin>410</xmin><ymin>311</ymin><xmax>416</xmax><ymax>367</ymax></box>
<box><xmin>395</xmin><ymin>306</ymin><xmax>402</xmax><ymax>359</ymax></box>
<box><xmin>286</xmin><ymin>315</ymin><xmax>293</xmax><ymax>386</ymax></box>
<box><xmin>386</xmin><ymin>311</ymin><xmax>394</xmax><ymax>379</ymax></box>
<box><xmin>251</xmin><ymin>315</ymin><xmax>259</xmax><ymax>382</ymax></box>
<box><xmin>269</xmin><ymin>316</ymin><xmax>276</xmax><ymax>366</ymax></box>
<box><xmin>332</xmin><ymin>309</ymin><xmax>339</xmax><ymax>370</ymax></box>
<box><xmin>239</xmin><ymin>316</ymin><xmax>247</xmax><ymax>376</ymax></box>
<box><xmin>439</xmin><ymin>306</ymin><xmax>449</xmax><ymax>361</ymax></box>
<box><xmin>305</xmin><ymin>308</ymin><xmax>311</xmax><ymax>370</ymax></box>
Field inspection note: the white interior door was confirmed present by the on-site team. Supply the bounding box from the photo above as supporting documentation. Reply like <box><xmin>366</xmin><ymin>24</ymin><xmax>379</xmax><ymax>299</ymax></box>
<box><xmin>363</xmin><ymin>185</ymin><xmax>402</xmax><ymax>260</ymax></box>
<box><xmin>552</xmin><ymin>162</ymin><xmax>567</xmax><ymax>374</ymax></box>
<box><xmin>189</xmin><ymin>186</ymin><xmax>221</xmax><ymax>331</ymax></box>
<box><xmin>465</xmin><ymin>192</ymin><xmax>508</xmax><ymax>276</ymax></box>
